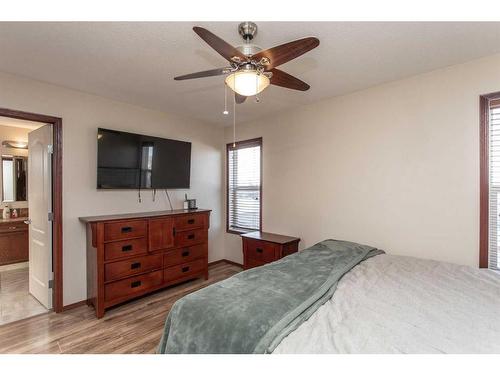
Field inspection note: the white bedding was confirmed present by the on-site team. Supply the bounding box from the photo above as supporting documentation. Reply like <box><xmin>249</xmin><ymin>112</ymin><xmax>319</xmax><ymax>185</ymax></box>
<box><xmin>273</xmin><ymin>254</ymin><xmax>500</xmax><ymax>353</ymax></box>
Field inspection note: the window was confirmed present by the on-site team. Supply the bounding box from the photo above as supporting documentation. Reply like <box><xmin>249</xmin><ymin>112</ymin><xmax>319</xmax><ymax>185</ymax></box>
<box><xmin>480</xmin><ymin>93</ymin><xmax>500</xmax><ymax>270</ymax></box>
<box><xmin>226</xmin><ymin>138</ymin><xmax>262</xmax><ymax>234</ymax></box>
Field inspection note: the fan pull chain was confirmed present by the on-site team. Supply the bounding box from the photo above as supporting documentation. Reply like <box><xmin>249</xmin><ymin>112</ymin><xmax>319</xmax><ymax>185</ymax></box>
<box><xmin>233</xmin><ymin>90</ymin><xmax>236</xmax><ymax>147</ymax></box>
<box><xmin>255</xmin><ymin>73</ymin><xmax>260</xmax><ymax>103</ymax></box>
<box><xmin>223</xmin><ymin>83</ymin><xmax>229</xmax><ymax>115</ymax></box>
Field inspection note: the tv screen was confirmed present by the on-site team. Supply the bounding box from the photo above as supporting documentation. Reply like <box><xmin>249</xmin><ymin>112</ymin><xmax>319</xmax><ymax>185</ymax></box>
<box><xmin>97</xmin><ymin>128</ymin><xmax>191</xmax><ymax>189</ymax></box>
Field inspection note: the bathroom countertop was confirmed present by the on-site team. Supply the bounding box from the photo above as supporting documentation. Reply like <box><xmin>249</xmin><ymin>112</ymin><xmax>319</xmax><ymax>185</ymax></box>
<box><xmin>0</xmin><ymin>216</ymin><xmax>28</xmax><ymax>224</ymax></box>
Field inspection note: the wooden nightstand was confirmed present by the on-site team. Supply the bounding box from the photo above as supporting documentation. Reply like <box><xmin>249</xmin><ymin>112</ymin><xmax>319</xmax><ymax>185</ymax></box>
<box><xmin>241</xmin><ymin>231</ymin><xmax>300</xmax><ymax>270</ymax></box>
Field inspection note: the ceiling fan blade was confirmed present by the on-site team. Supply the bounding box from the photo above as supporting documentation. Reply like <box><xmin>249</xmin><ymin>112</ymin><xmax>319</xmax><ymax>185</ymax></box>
<box><xmin>235</xmin><ymin>93</ymin><xmax>247</xmax><ymax>104</ymax></box>
<box><xmin>270</xmin><ymin>69</ymin><xmax>310</xmax><ymax>91</ymax></box>
<box><xmin>252</xmin><ymin>37</ymin><xmax>319</xmax><ymax>70</ymax></box>
<box><xmin>193</xmin><ymin>27</ymin><xmax>247</xmax><ymax>63</ymax></box>
<box><xmin>174</xmin><ymin>67</ymin><xmax>230</xmax><ymax>80</ymax></box>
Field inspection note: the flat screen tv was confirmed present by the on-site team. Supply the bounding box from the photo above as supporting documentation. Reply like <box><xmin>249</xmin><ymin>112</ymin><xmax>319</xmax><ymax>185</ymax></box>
<box><xmin>97</xmin><ymin>128</ymin><xmax>191</xmax><ymax>189</ymax></box>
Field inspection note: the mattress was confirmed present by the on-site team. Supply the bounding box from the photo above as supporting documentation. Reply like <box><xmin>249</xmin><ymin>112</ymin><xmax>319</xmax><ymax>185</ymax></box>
<box><xmin>273</xmin><ymin>254</ymin><xmax>500</xmax><ymax>353</ymax></box>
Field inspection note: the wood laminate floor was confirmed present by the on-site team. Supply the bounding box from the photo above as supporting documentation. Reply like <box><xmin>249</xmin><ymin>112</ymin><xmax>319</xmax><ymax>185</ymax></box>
<box><xmin>0</xmin><ymin>261</ymin><xmax>241</xmax><ymax>354</ymax></box>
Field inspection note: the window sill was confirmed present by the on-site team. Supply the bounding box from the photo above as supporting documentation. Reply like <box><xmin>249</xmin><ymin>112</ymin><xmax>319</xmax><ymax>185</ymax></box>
<box><xmin>227</xmin><ymin>228</ymin><xmax>259</xmax><ymax>236</ymax></box>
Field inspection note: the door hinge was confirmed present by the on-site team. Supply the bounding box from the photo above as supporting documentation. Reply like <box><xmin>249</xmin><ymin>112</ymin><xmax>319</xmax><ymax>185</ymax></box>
<box><xmin>48</xmin><ymin>279</ymin><xmax>54</xmax><ymax>289</ymax></box>
<box><xmin>47</xmin><ymin>144</ymin><xmax>54</xmax><ymax>154</ymax></box>
<box><xmin>48</xmin><ymin>212</ymin><xmax>54</xmax><ymax>221</ymax></box>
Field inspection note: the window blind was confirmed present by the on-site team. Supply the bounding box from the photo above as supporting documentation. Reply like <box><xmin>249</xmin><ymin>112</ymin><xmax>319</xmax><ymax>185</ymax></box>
<box><xmin>227</xmin><ymin>139</ymin><xmax>262</xmax><ymax>232</ymax></box>
<box><xmin>488</xmin><ymin>99</ymin><xmax>500</xmax><ymax>270</ymax></box>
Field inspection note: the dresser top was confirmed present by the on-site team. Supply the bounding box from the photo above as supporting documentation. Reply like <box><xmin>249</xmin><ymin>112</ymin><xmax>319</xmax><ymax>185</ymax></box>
<box><xmin>79</xmin><ymin>209</ymin><xmax>211</xmax><ymax>223</ymax></box>
<box><xmin>240</xmin><ymin>231</ymin><xmax>300</xmax><ymax>244</ymax></box>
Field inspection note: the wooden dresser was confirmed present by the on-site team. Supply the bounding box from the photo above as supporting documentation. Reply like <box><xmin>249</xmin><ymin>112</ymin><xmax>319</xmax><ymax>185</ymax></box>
<box><xmin>241</xmin><ymin>231</ymin><xmax>300</xmax><ymax>270</ymax></box>
<box><xmin>0</xmin><ymin>218</ymin><xmax>29</xmax><ymax>266</ymax></box>
<box><xmin>80</xmin><ymin>209</ymin><xmax>210</xmax><ymax>318</ymax></box>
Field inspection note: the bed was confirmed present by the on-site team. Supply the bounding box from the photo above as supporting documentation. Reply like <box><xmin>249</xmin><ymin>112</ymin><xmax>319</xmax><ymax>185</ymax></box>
<box><xmin>158</xmin><ymin>239</ymin><xmax>500</xmax><ymax>354</ymax></box>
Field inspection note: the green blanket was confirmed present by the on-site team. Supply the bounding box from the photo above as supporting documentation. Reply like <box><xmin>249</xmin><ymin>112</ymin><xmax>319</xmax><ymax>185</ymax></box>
<box><xmin>157</xmin><ymin>239</ymin><xmax>384</xmax><ymax>354</ymax></box>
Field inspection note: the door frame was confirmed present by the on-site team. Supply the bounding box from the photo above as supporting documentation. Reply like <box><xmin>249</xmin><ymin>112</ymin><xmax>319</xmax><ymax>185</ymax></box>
<box><xmin>0</xmin><ymin>107</ymin><xmax>63</xmax><ymax>312</ymax></box>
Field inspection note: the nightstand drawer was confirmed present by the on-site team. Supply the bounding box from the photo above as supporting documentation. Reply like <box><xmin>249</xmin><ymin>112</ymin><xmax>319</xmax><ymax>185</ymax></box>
<box><xmin>241</xmin><ymin>231</ymin><xmax>300</xmax><ymax>271</ymax></box>
<box><xmin>245</xmin><ymin>257</ymin><xmax>267</xmax><ymax>270</ymax></box>
<box><xmin>244</xmin><ymin>239</ymin><xmax>278</xmax><ymax>262</ymax></box>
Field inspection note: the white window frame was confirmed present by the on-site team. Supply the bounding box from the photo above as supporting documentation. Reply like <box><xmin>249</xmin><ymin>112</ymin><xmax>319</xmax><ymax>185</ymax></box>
<box><xmin>226</xmin><ymin>138</ymin><xmax>262</xmax><ymax>234</ymax></box>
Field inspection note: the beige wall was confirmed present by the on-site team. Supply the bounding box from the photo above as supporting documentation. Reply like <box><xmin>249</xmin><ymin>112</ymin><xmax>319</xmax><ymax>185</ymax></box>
<box><xmin>2</xmin><ymin>51</ymin><xmax>500</xmax><ymax>305</ymax></box>
<box><xmin>224</xmin><ymin>53</ymin><xmax>500</xmax><ymax>267</ymax></box>
<box><xmin>0</xmin><ymin>71</ymin><xmax>224</xmax><ymax>306</ymax></box>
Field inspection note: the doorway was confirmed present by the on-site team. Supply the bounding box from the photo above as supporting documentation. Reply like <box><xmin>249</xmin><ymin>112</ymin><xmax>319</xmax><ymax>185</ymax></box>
<box><xmin>0</xmin><ymin>108</ymin><xmax>62</xmax><ymax>324</ymax></box>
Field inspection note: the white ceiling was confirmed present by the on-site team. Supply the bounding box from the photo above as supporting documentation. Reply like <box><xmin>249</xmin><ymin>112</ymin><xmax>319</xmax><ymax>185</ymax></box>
<box><xmin>1</xmin><ymin>22</ymin><xmax>500</xmax><ymax>126</ymax></box>
<box><xmin>0</xmin><ymin>116</ymin><xmax>44</xmax><ymax>130</ymax></box>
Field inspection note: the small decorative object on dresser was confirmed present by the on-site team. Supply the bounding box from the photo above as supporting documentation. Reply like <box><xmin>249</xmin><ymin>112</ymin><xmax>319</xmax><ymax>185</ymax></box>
<box><xmin>80</xmin><ymin>209</ymin><xmax>210</xmax><ymax>318</ymax></box>
<box><xmin>241</xmin><ymin>231</ymin><xmax>300</xmax><ymax>270</ymax></box>
<box><xmin>2</xmin><ymin>203</ymin><xmax>10</xmax><ymax>220</ymax></box>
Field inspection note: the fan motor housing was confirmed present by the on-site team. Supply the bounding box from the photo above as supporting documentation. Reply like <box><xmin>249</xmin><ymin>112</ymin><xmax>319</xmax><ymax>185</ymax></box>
<box><xmin>238</xmin><ymin>21</ymin><xmax>258</xmax><ymax>41</ymax></box>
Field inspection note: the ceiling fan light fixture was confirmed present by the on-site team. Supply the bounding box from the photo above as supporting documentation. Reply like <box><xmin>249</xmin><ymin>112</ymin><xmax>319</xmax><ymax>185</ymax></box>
<box><xmin>225</xmin><ymin>70</ymin><xmax>270</xmax><ymax>97</ymax></box>
<box><xmin>2</xmin><ymin>140</ymin><xmax>28</xmax><ymax>149</ymax></box>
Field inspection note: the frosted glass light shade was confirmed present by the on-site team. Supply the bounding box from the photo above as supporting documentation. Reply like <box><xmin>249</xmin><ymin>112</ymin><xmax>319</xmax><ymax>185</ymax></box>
<box><xmin>1</xmin><ymin>140</ymin><xmax>28</xmax><ymax>149</ymax></box>
<box><xmin>225</xmin><ymin>70</ymin><xmax>270</xmax><ymax>96</ymax></box>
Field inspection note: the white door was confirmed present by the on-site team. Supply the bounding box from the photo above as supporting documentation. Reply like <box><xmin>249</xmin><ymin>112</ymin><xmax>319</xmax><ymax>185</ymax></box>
<box><xmin>28</xmin><ymin>124</ymin><xmax>53</xmax><ymax>309</ymax></box>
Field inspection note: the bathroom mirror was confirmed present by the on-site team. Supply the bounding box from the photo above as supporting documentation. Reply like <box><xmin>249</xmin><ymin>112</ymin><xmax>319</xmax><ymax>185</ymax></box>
<box><xmin>2</xmin><ymin>156</ymin><xmax>27</xmax><ymax>202</ymax></box>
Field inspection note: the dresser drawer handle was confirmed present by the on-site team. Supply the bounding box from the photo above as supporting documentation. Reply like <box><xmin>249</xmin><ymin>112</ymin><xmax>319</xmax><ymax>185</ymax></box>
<box><xmin>182</xmin><ymin>250</ymin><xmax>190</xmax><ymax>257</ymax></box>
<box><xmin>122</xmin><ymin>245</ymin><xmax>133</xmax><ymax>252</ymax></box>
<box><xmin>187</xmin><ymin>219</ymin><xmax>195</xmax><ymax>224</ymax></box>
<box><xmin>131</xmin><ymin>280</ymin><xmax>141</xmax><ymax>288</ymax></box>
<box><xmin>130</xmin><ymin>262</ymin><xmax>141</xmax><ymax>270</ymax></box>
<box><xmin>9</xmin><ymin>226</ymin><xmax>17</xmax><ymax>230</ymax></box>
<box><xmin>182</xmin><ymin>266</ymin><xmax>190</xmax><ymax>273</ymax></box>
<box><xmin>187</xmin><ymin>234</ymin><xmax>195</xmax><ymax>240</ymax></box>
<box><xmin>256</xmin><ymin>248</ymin><xmax>263</xmax><ymax>253</ymax></box>
<box><xmin>121</xmin><ymin>226</ymin><xmax>132</xmax><ymax>233</ymax></box>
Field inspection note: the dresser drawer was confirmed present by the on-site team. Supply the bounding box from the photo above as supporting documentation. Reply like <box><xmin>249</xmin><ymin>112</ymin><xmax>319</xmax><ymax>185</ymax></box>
<box><xmin>174</xmin><ymin>213</ymin><xmax>205</xmax><ymax>231</ymax></box>
<box><xmin>104</xmin><ymin>220</ymin><xmax>147</xmax><ymax>242</ymax></box>
<box><xmin>244</xmin><ymin>239</ymin><xmax>278</xmax><ymax>263</ymax></box>
<box><xmin>105</xmin><ymin>270</ymin><xmax>163</xmax><ymax>302</ymax></box>
<box><xmin>163</xmin><ymin>244</ymin><xmax>207</xmax><ymax>267</ymax></box>
<box><xmin>163</xmin><ymin>258</ymin><xmax>206</xmax><ymax>283</ymax></box>
<box><xmin>104</xmin><ymin>254</ymin><xmax>162</xmax><ymax>282</ymax></box>
<box><xmin>104</xmin><ymin>237</ymin><xmax>148</xmax><ymax>261</ymax></box>
<box><xmin>174</xmin><ymin>228</ymin><xmax>207</xmax><ymax>247</ymax></box>
<box><xmin>0</xmin><ymin>222</ymin><xmax>28</xmax><ymax>234</ymax></box>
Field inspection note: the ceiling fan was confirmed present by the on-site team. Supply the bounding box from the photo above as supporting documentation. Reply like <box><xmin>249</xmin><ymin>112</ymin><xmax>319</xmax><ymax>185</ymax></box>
<box><xmin>174</xmin><ymin>22</ymin><xmax>320</xmax><ymax>104</ymax></box>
